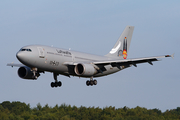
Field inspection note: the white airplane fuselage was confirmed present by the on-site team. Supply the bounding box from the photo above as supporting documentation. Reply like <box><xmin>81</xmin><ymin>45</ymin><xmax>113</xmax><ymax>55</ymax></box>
<box><xmin>16</xmin><ymin>45</ymin><xmax>121</xmax><ymax>78</ymax></box>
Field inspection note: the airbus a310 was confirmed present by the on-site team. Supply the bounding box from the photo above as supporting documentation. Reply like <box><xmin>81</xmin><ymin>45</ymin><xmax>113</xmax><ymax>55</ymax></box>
<box><xmin>7</xmin><ymin>26</ymin><xmax>173</xmax><ymax>88</ymax></box>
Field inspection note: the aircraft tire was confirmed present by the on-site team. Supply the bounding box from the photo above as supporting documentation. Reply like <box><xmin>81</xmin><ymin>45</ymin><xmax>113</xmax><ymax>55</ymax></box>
<box><xmin>51</xmin><ymin>81</ymin><xmax>62</xmax><ymax>88</ymax></box>
<box><xmin>34</xmin><ymin>76</ymin><xmax>38</xmax><ymax>79</ymax></box>
<box><xmin>54</xmin><ymin>82</ymin><xmax>58</xmax><ymax>87</ymax></box>
<box><xmin>93</xmin><ymin>80</ymin><xmax>97</xmax><ymax>85</ymax></box>
<box><xmin>32</xmin><ymin>75</ymin><xmax>37</xmax><ymax>80</ymax></box>
<box><xmin>90</xmin><ymin>81</ymin><xmax>94</xmax><ymax>86</ymax></box>
<box><xmin>51</xmin><ymin>82</ymin><xmax>55</xmax><ymax>88</ymax></box>
<box><xmin>86</xmin><ymin>80</ymin><xmax>90</xmax><ymax>86</ymax></box>
<box><xmin>58</xmin><ymin>81</ymin><xmax>62</xmax><ymax>87</ymax></box>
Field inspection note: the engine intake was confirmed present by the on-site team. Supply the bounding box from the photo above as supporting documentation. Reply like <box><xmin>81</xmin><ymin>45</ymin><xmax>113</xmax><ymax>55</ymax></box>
<box><xmin>18</xmin><ymin>67</ymin><xmax>35</xmax><ymax>79</ymax></box>
<box><xmin>74</xmin><ymin>63</ymin><xmax>97</xmax><ymax>77</ymax></box>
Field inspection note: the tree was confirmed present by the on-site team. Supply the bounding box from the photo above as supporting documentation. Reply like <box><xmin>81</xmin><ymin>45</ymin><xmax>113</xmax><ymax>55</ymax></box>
<box><xmin>1</xmin><ymin>101</ymin><xmax>180</xmax><ymax>119</ymax></box>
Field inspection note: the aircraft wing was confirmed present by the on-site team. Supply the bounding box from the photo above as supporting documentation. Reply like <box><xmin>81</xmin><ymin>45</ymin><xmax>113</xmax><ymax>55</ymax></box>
<box><xmin>7</xmin><ymin>63</ymin><xmax>25</xmax><ymax>67</ymax></box>
<box><xmin>64</xmin><ymin>54</ymin><xmax>174</xmax><ymax>67</ymax></box>
<box><xmin>92</xmin><ymin>54</ymin><xmax>174</xmax><ymax>68</ymax></box>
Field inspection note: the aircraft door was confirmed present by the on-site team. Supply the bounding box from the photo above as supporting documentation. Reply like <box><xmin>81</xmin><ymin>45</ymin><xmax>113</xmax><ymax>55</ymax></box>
<box><xmin>37</xmin><ymin>47</ymin><xmax>45</xmax><ymax>58</ymax></box>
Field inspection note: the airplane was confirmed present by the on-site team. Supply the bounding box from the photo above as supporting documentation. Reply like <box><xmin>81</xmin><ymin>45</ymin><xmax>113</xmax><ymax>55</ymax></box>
<box><xmin>7</xmin><ymin>26</ymin><xmax>173</xmax><ymax>88</ymax></box>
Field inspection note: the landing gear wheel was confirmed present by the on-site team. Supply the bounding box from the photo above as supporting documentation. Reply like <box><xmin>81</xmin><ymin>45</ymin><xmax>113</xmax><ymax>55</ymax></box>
<box><xmin>51</xmin><ymin>81</ymin><xmax>62</xmax><ymax>88</ymax></box>
<box><xmin>32</xmin><ymin>75</ymin><xmax>38</xmax><ymax>80</ymax></box>
<box><xmin>93</xmin><ymin>80</ymin><xmax>97</xmax><ymax>85</ymax></box>
<box><xmin>90</xmin><ymin>81</ymin><xmax>94</xmax><ymax>86</ymax></box>
<box><xmin>34</xmin><ymin>76</ymin><xmax>37</xmax><ymax>80</ymax></box>
<box><xmin>58</xmin><ymin>81</ymin><xmax>62</xmax><ymax>87</ymax></box>
<box><xmin>86</xmin><ymin>77</ymin><xmax>98</xmax><ymax>86</ymax></box>
<box><xmin>86</xmin><ymin>80</ymin><xmax>90</xmax><ymax>86</ymax></box>
<box><xmin>54</xmin><ymin>82</ymin><xmax>58</xmax><ymax>87</ymax></box>
<box><xmin>51</xmin><ymin>82</ymin><xmax>55</xmax><ymax>88</ymax></box>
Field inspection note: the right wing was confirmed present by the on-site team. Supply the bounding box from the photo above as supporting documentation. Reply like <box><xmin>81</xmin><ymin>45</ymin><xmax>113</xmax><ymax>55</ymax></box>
<box><xmin>7</xmin><ymin>63</ymin><xmax>25</xmax><ymax>67</ymax></box>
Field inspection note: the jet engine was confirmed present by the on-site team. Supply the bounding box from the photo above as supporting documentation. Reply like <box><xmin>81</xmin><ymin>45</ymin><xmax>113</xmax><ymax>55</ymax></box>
<box><xmin>18</xmin><ymin>66</ymin><xmax>36</xmax><ymax>79</ymax></box>
<box><xmin>74</xmin><ymin>63</ymin><xmax>97</xmax><ymax>77</ymax></box>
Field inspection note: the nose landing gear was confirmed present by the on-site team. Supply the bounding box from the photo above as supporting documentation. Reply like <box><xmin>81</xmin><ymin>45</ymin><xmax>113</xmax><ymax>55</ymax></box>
<box><xmin>32</xmin><ymin>68</ymin><xmax>40</xmax><ymax>80</ymax></box>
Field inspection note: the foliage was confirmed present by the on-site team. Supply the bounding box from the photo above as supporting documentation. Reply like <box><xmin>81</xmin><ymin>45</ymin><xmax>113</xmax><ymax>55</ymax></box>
<box><xmin>0</xmin><ymin>101</ymin><xmax>180</xmax><ymax>120</ymax></box>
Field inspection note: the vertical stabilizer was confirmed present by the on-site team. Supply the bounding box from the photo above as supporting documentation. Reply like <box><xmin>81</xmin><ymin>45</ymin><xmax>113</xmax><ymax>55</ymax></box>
<box><xmin>105</xmin><ymin>26</ymin><xmax>134</xmax><ymax>59</ymax></box>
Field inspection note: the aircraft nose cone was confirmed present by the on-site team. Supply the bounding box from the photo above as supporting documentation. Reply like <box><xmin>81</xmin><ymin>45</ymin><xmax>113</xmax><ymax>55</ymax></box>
<box><xmin>16</xmin><ymin>52</ymin><xmax>24</xmax><ymax>61</ymax></box>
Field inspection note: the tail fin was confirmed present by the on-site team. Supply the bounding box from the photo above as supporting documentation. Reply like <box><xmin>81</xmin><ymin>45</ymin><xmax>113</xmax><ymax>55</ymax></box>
<box><xmin>105</xmin><ymin>26</ymin><xmax>134</xmax><ymax>59</ymax></box>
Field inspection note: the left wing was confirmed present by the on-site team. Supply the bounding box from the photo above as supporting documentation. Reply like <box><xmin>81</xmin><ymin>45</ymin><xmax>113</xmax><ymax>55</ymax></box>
<box><xmin>63</xmin><ymin>54</ymin><xmax>173</xmax><ymax>72</ymax></box>
<box><xmin>93</xmin><ymin>54</ymin><xmax>174</xmax><ymax>68</ymax></box>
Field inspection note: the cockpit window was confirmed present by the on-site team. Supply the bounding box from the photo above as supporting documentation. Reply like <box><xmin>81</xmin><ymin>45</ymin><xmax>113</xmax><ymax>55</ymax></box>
<box><xmin>27</xmin><ymin>49</ymin><xmax>32</xmax><ymax>52</ymax></box>
<box><xmin>20</xmin><ymin>48</ymin><xmax>32</xmax><ymax>52</ymax></box>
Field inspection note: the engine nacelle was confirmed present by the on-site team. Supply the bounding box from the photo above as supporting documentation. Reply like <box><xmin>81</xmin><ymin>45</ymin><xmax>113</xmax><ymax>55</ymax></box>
<box><xmin>18</xmin><ymin>66</ymin><xmax>35</xmax><ymax>79</ymax></box>
<box><xmin>74</xmin><ymin>63</ymin><xmax>97</xmax><ymax>77</ymax></box>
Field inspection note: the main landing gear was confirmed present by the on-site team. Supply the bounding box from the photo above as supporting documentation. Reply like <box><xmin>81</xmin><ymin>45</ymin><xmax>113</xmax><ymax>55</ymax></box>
<box><xmin>86</xmin><ymin>77</ymin><xmax>97</xmax><ymax>86</ymax></box>
<box><xmin>51</xmin><ymin>73</ymin><xmax>62</xmax><ymax>88</ymax></box>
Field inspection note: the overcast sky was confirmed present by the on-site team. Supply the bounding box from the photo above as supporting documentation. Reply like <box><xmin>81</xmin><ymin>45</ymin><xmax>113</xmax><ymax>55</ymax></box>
<box><xmin>0</xmin><ymin>0</ymin><xmax>180</xmax><ymax>112</ymax></box>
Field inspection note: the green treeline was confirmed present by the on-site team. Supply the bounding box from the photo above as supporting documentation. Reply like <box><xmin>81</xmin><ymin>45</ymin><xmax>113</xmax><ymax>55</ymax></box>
<box><xmin>0</xmin><ymin>101</ymin><xmax>180</xmax><ymax>120</ymax></box>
